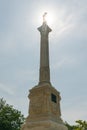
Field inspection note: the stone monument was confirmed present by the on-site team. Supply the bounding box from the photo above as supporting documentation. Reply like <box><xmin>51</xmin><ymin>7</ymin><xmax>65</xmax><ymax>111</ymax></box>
<box><xmin>21</xmin><ymin>13</ymin><xmax>68</xmax><ymax>130</ymax></box>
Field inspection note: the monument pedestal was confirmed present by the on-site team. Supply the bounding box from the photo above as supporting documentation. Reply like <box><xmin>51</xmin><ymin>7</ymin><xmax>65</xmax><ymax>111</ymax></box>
<box><xmin>21</xmin><ymin>120</ymin><xmax>67</xmax><ymax>130</ymax></box>
<box><xmin>21</xmin><ymin>83</ymin><xmax>67</xmax><ymax>130</ymax></box>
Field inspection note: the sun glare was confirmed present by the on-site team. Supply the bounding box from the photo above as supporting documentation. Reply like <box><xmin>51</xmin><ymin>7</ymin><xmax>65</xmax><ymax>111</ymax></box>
<box><xmin>45</xmin><ymin>13</ymin><xmax>54</xmax><ymax>25</ymax></box>
<box><xmin>38</xmin><ymin>10</ymin><xmax>55</xmax><ymax>26</ymax></box>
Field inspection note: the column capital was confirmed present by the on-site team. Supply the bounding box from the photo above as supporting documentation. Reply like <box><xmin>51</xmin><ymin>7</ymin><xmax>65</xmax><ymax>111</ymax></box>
<box><xmin>38</xmin><ymin>23</ymin><xmax>52</xmax><ymax>35</ymax></box>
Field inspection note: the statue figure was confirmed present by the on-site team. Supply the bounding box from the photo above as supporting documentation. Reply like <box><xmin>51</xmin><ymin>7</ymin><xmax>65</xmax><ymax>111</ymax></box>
<box><xmin>43</xmin><ymin>12</ymin><xmax>47</xmax><ymax>23</ymax></box>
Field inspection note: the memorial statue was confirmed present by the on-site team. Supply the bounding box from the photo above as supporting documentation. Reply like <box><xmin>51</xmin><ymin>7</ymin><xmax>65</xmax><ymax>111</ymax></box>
<box><xmin>43</xmin><ymin>12</ymin><xmax>47</xmax><ymax>23</ymax></box>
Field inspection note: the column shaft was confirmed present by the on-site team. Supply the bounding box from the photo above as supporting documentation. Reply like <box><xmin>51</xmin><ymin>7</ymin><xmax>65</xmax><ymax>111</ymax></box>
<box><xmin>38</xmin><ymin>23</ymin><xmax>52</xmax><ymax>84</ymax></box>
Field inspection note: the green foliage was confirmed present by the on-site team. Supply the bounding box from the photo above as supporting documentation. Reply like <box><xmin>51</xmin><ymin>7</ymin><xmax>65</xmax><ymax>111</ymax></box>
<box><xmin>65</xmin><ymin>120</ymin><xmax>87</xmax><ymax>130</ymax></box>
<box><xmin>0</xmin><ymin>98</ymin><xmax>25</xmax><ymax>130</ymax></box>
<box><xmin>74</xmin><ymin>120</ymin><xmax>87</xmax><ymax>130</ymax></box>
<box><xmin>65</xmin><ymin>121</ymin><xmax>76</xmax><ymax>130</ymax></box>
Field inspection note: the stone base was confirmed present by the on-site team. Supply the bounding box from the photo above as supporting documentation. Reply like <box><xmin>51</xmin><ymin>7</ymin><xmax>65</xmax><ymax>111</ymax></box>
<box><xmin>21</xmin><ymin>120</ymin><xmax>68</xmax><ymax>130</ymax></box>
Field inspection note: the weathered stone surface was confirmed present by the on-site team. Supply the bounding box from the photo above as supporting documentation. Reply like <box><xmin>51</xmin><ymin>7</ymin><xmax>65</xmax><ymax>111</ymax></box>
<box><xmin>21</xmin><ymin>84</ymin><xmax>68</xmax><ymax>130</ymax></box>
<box><xmin>21</xmin><ymin>120</ymin><xmax>67</xmax><ymax>130</ymax></box>
<box><xmin>28</xmin><ymin>84</ymin><xmax>61</xmax><ymax>122</ymax></box>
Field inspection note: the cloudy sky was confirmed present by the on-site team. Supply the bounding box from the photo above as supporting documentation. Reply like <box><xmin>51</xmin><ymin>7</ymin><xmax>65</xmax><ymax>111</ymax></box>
<box><xmin>0</xmin><ymin>0</ymin><xmax>87</xmax><ymax>125</ymax></box>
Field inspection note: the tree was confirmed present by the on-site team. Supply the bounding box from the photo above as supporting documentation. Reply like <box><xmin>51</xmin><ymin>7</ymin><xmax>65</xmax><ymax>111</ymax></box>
<box><xmin>74</xmin><ymin>120</ymin><xmax>87</xmax><ymax>130</ymax></box>
<box><xmin>65</xmin><ymin>121</ymin><xmax>76</xmax><ymax>130</ymax></box>
<box><xmin>0</xmin><ymin>98</ymin><xmax>25</xmax><ymax>130</ymax></box>
<box><xmin>65</xmin><ymin>120</ymin><xmax>87</xmax><ymax>130</ymax></box>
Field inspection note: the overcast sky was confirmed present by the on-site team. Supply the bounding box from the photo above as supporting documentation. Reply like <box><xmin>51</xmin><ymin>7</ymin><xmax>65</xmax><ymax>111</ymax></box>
<box><xmin>0</xmin><ymin>0</ymin><xmax>87</xmax><ymax>125</ymax></box>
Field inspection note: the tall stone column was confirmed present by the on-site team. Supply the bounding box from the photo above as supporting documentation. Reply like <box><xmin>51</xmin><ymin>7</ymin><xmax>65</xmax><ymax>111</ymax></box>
<box><xmin>38</xmin><ymin>22</ymin><xmax>52</xmax><ymax>84</ymax></box>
